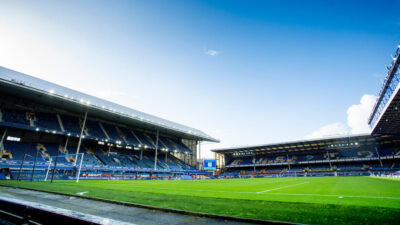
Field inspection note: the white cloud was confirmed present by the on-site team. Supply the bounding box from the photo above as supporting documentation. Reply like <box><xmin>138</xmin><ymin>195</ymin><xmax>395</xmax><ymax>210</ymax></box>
<box><xmin>305</xmin><ymin>122</ymin><xmax>349</xmax><ymax>139</ymax></box>
<box><xmin>204</xmin><ymin>49</ymin><xmax>220</xmax><ymax>56</ymax></box>
<box><xmin>306</xmin><ymin>94</ymin><xmax>377</xmax><ymax>139</ymax></box>
<box><xmin>346</xmin><ymin>94</ymin><xmax>377</xmax><ymax>134</ymax></box>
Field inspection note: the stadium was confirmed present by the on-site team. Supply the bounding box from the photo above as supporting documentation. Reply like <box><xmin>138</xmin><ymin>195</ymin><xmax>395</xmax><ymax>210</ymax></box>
<box><xmin>0</xmin><ymin>2</ymin><xmax>400</xmax><ymax>225</ymax></box>
<box><xmin>0</xmin><ymin>45</ymin><xmax>399</xmax><ymax>224</ymax></box>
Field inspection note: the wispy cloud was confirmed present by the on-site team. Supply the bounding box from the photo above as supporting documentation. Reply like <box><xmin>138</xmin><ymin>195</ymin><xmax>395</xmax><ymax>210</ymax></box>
<box><xmin>306</xmin><ymin>122</ymin><xmax>349</xmax><ymax>139</ymax></box>
<box><xmin>204</xmin><ymin>49</ymin><xmax>220</xmax><ymax>56</ymax></box>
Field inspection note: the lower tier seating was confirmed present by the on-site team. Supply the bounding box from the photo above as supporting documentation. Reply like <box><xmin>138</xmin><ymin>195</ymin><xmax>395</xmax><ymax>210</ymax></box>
<box><xmin>1</xmin><ymin>141</ymin><xmax>196</xmax><ymax>171</ymax></box>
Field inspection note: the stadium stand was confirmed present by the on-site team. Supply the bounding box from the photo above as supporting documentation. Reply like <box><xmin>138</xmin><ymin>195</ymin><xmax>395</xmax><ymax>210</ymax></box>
<box><xmin>214</xmin><ymin>134</ymin><xmax>400</xmax><ymax>178</ymax></box>
<box><xmin>0</xmin><ymin>66</ymin><xmax>218</xmax><ymax>180</ymax></box>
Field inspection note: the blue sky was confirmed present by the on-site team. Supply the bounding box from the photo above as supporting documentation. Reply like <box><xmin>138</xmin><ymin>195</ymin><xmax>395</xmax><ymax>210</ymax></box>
<box><xmin>0</xmin><ymin>0</ymin><xmax>399</xmax><ymax>158</ymax></box>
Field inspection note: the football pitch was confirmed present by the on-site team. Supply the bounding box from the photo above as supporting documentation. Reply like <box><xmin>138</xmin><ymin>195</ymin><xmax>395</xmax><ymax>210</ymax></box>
<box><xmin>1</xmin><ymin>176</ymin><xmax>400</xmax><ymax>224</ymax></box>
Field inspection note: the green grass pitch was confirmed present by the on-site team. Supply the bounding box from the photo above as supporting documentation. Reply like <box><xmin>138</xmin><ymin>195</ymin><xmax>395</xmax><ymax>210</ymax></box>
<box><xmin>1</xmin><ymin>176</ymin><xmax>400</xmax><ymax>224</ymax></box>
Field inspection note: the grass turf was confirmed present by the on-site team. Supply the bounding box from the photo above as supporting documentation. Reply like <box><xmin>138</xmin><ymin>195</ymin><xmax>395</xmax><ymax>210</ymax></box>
<box><xmin>1</xmin><ymin>176</ymin><xmax>400</xmax><ymax>224</ymax></box>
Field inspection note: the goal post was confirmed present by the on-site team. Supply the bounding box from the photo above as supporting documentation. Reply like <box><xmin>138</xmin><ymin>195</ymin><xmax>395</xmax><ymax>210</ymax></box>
<box><xmin>28</xmin><ymin>153</ymin><xmax>85</xmax><ymax>183</ymax></box>
<box><xmin>75</xmin><ymin>153</ymin><xmax>84</xmax><ymax>183</ymax></box>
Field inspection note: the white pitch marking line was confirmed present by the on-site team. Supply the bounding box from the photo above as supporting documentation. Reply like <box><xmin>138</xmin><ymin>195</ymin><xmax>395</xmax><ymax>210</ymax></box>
<box><xmin>257</xmin><ymin>182</ymin><xmax>310</xmax><ymax>194</ymax></box>
<box><xmin>76</xmin><ymin>191</ymin><xmax>88</xmax><ymax>196</ymax></box>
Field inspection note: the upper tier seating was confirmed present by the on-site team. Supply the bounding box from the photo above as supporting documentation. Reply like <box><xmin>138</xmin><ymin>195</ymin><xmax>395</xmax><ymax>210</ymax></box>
<box><xmin>169</xmin><ymin>138</ymin><xmax>192</xmax><ymax>153</ymax></box>
<box><xmin>117</xmin><ymin>127</ymin><xmax>141</xmax><ymax>146</ymax></box>
<box><xmin>1</xmin><ymin>109</ymin><xmax>30</xmax><ymax>125</ymax></box>
<box><xmin>143</xmin><ymin>133</ymin><xmax>161</xmax><ymax>148</ymax></box>
<box><xmin>102</xmin><ymin>123</ymin><xmax>125</xmax><ymax>144</ymax></box>
<box><xmin>35</xmin><ymin>112</ymin><xmax>61</xmax><ymax>131</ymax></box>
<box><xmin>159</xmin><ymin>136</ymin><xmax>176</xmax><ymax>150</ymax></box>
<box><xmin>133</xmin><ymin>131</ymin><xmax>154</xmax><ymax>147</ymax></box>
<box><xmin>60</xmin><ymin>114</ymin><xmax>81</xmax><ymax>134</ymax></box>
<box><xmin>85</xmin><ymin>120</ymin><xmax>107</xmax><ymax>139</ymax></box>
<box><xmin>1</xmin><ymin>109</ymin><xmax>192</xmax><ymax>152</ymax></box>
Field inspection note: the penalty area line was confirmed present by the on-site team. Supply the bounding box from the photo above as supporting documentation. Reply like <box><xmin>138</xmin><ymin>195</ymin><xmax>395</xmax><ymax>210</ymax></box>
<box><xmin>257</xmin><ymin>182</ymin><xmax>310</xmax><ymax>194</ymax></box>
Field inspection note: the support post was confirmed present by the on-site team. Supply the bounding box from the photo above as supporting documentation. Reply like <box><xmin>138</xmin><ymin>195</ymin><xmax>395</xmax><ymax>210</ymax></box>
<box><xmin>140</xmin><ymin>148</ymin><xmax>143</xmax><ymax>160</ymax></box>
<box><xmin>51</xmin><ymin>154</ymin><xmax>59</xmax><ymax>183</ymax></box>
<box><xmin>375</xmin><ymin>147</ymin><xmax>383</xmax><ymax>168</ymax></box>
<box><xmin>154</xmin><ymin>130</ymin><xmax>159</xmax><ymax>170</ymax></box>
<box><xmin>17</xmin><ymin>153</ymin><xmax>27</xmax><ymax>181</ymax></box>
<box><xmin>327</xmin><ymin>151</ymin><xmax>332</xmax><ymax>170</ymax></box>
<box><xmin>253</xmin><ymin>155</ymin><xmax>256</xmax><ymax>175</ymax></box>
<box><xmin>75</xmin><ymin>109</ymin><xmax>88</xmax><ymax>165</ymax></box>
<box><xmin>76</xmin><ymin>153</ymin><xmax>84</xmax><ymax>183</ymax></box>
<box><xmin>107</xmin><ymin>146</ymin><xmax>111</xmax><ymax>156</ymax></box>
<box><xmin>165</xmin><ymin>151</ymin><xmax>167</xmax><ymax>162</ymax></box>
<box><xmin>198</xmin><ymin>141</ymin><xmax>201</xmax><ymax>170</ymax></box>
<box><xmin>30</xmin><ymin>149</ymin><xmax>39</xmax><ymax>182</ymax></box>
<box><xmin>0</xmin><ymin>128</ymin><xmax>8</xmax><ymax>152</ymax></box>
<box><xmin>184</xmin><ymin>153</ymin><xmax>187</xmax><ymax>164</ymax></box>
<box><xmin>44</xmin><ymin>159</ymin><xmax>52</xmax><ymax>181</ymax></box>
<box><xmin>286</xmin><ymin>154</ymin><xmax>291</xmax><ymax>171</ymax></box>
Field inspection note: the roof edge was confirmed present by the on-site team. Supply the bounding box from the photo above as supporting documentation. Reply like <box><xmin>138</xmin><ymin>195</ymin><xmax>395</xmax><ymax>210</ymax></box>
<box><xmin>211</xmin><ymin>133</ymin><xmax>371</xmax><ymax>152</ymax></box>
